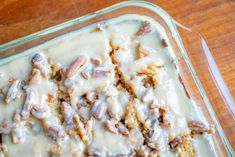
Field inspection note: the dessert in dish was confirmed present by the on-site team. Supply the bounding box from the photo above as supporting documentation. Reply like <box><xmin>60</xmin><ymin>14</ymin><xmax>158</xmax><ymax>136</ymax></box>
<box><xmin>0</xmin><ymin>14</ymin><xmax>214</xmax><ymax>157</ymax></box>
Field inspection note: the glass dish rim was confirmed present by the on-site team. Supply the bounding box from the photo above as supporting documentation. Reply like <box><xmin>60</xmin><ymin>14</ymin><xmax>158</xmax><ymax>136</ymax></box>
<box><xmin>0</xmin><ymin>1</ymin><xmax>234</xmax><ymax>155</ymax></box>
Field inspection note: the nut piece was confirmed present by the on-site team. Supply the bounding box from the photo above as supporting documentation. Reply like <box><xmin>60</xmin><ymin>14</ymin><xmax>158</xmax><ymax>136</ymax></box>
<box><xmin>61</xmin><ymin>101</ymin><xmax>75</xmax><ymax>125</ymax></box>
<box><xmin>137</xmin><ymin>21</ymin><xmax>152</xmax><ymax>36</ymax></box>
<box><xmin>85</xmin><ymin>91</ymin><xmax>98</xmax><ymax>104</ymax></box>
<box><xmin>138</xmin><ymin>63</ymin><xmax>163</xmax><ymax>88</ymax></box>
<box><xmin>142</xmin><ymin>76</ymin><xmax>153</xmax><ymax>88</ymax></box>
<box><xmin>142</xmin><ymin>129</ymin><xmax>154</xmax><ymax>143</ymax></box>
<box><xmin>158</xmin><ymin>107</ymin><xmax>173</xmax><ymax>128</ymax></box>
<box><xmin>91</xmin><ymin>58</ymin><xmax>102</xmax><ymax>65</ymax></box>
<box><xmin>73</xmin><ymin>115</ymin><xmax>89</xmax><ymax>144</ymax></box>
<box><xmin>21</xmin><ymin>87</ymin><xmax>39</xmax><ymax>120</ymax></box>
<box><xmin>91</xmin><ymin>102</ymin><xmax>107</xmax><ymax>120</ymax></box>
<box><xmin>142</xmin><ymin>129</ymin><xmax>159</xmax><ymax>151</ymax></box>
<box><xmin>178</xmin><ymin>135</ymin><xmax>196</xmax><ymax>157</ymax></box>
<box><xmin>32</xmin><ymin>53</ymin><xmax>49</xmax><ymax>78</ymax></box>
<box><xmin>66</xmin><ymin>56</ymin><xmax>88</xmax><ymax>78</ymax></box>
<box><xmin>124</xmin><ymin>102</ymin><xmax>138</xmax><ymax>129</ymax></box>
<box><xmin>149</xmin><ymin>150</ymin><xmax>159</xmax><ymax>157</ymax></box>
<box><xmin>137</xmin><ymin>44</ymin><xmax>149</xmax><ymax>59</ymax></box>
<box><xmin>188</xmin><ymin>121</ymin><xmax>208</xmax><ymax>135</ymax></box>
<box><xmin>93</xmin><ymin>67</ymin><xmax>111</xmax><ymax>78</ymax></box>
<box><xmin>116</xmin><ymin>122</ymin><xmax>129</xmax><ymax>136</ymax></box>
<box><xmin>104</xmin><ymin>118</ymin><xmax>119</xmax><ymax>134</ymax></box>
<box><xmin>138</xmin><ymin>63</ymin><xmax>162</xmax><ymax>76</ymax></box>
<box><xmin>32</xmin><ymin>53</ymin><xmax>43</xmax><ymax>64</ymax></box>
<box><xmin>5</xmin><ymin>80</ymin><xmax>20</xmax><ymax>104</ymax></box>
<box><xmin>0</xmin><ymin>121</ymin><xmax>14</xmax><ymax>134</ymax></box>
<box><xmin>169</xmin><ymin>136</ymin><xmax>182</xmax><ymax>149</ymax></box>
<box><xmin>80</xmin><ymin>71</ymin><xmax>89</xmax><ymax>80</ymax></box>
<box><xmin>29</xmin><ymin>69</ymin><xmax>41</xmax><ymax>85</ymax></box>
<box><xmin>46</xmin><ymin>126</ymin><xmax>65</xmax><ymax>141</ymax></box>
<box><xmin>11</xmin><ymin>127</ymin><xmax>26</xmax><ymax>144</ymax></box>
<box><xmin>135</xmin><ymin>145</ymin><xmax>150</xmax><ymax>157</ymax></box>
<box><xmin>31</xmin><ymin>105</ymin><xmax>48</xmax><ymax>119</ymax></box>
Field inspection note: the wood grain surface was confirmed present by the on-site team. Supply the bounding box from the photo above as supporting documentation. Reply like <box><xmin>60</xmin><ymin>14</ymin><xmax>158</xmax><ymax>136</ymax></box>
<box><xmin>0</xmin><ymin>0</ymin><xmax>235</xmax><ymax>151</ymax></box>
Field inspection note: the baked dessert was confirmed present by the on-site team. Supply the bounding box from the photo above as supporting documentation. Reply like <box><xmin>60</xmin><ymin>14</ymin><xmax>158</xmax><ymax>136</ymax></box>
<box><xmin>0</xmin><ymin>14</ymin><xmax>214</xmax><ymax>157</ymax></box>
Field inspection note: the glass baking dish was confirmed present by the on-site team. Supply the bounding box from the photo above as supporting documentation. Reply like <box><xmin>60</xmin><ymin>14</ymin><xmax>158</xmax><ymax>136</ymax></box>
<box><xmin>0</xmin><ymin>1</ymin><xmax>234</xmax><ymax>156</ymax></box>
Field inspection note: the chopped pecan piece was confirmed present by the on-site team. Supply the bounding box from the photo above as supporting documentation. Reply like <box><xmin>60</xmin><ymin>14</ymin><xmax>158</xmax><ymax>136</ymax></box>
<box><xmin>66</xmin><ymin>56</ymin><xmax>88</xmax><ymax>78</ymax></box>
<box><xmin>11</xmin><ymin>127</ymin><xmax>26</xmax><ymax>144</ymax></box>
<box><xmin>91</xmin><ymin>58</ymin><xmax>102</xmax><ymax>65</ymax></box>
<box><xmin>137</xmin><ymin>44</ymin><xmax>149</xmax><ymax>59</ymax></box>
<box><xmin>146</xmin><ymin>142</ymin><xmax>159</xmax><ymax>151</ymax></box>
<box><xmin>46</xmin><ymin>126</ymin><xmax>65</xmax><ymax>141</ymax></box>
<box><xmin>18</xmin><ymin>80</ymin><xmax>26</xmax><ymax>90</ymax></box>
<box><xmin>188</xmin><ymin>121</ymin><xmax>208</xmax><ymax>135</ymax></box>
<box><xmin>104</xmin><ymin>118</ymin><xmax>119</xmax><ymax>134</ymax></box>
<box><xmin>93</xmin><ymin>67</ymin><xmax>111</xmax><ymax>78</ymax></box>
<box><xmin>31</xmin><ymin>105</ymin><xmax>48</xmax><ymax>119</ymax></box>
<box><xmin>61</xmin><ymin>101</ymin><xmax>75</xmax><ymax>125</ymax></box>
<box><xmin>138</xmin><ymin>63</ymin><xmax>162</xmax><ymax>76</ymax></box>
<box><xmin>91</xmin><ymin>102</ymin><xmax>107</xmax><ymax>120</ymax></box>
<box><xmin>73</xmin><ymin>115</ymin><xmax>89</xmax><ymax>144</ymax></box>
<box><xmin>169</xmin><ymin>136</ymin><xmax>182</xmax><ymax>149</ymax></box>
<box><xmin>31</xmin><ymin>53</ymin><xmax>49</xmax><ymax>78</ymax></box>
<box><xmin>32</xmin><ymin>53</ymin><xmax>43</xmax><ymax>64</ymax></box>
<box><xmin>5</xmin><ymin>80</ymin><xmax>20</xmax><ymax>104</ymax></box>
<box><xmin>21</xmin><ymin>87</ymin><xmax>39</xmax><ymax>120</ymax></box>
<box><xmin>135</xmin><ymin>145</ymin><xmax>150</xmax><ymax>157</ymax></box>
<box><xmin>29</xmin><ymin>69</ymin><xmax>41</xmax><ymax>85</ymax></box>
<box><xmin>178</xmin><ymin>135</ymin><xmax>195</xmax><ymax>157</ymax></box>
<box><xmin>137</xmin><ymin>21</ymin><xmax>152</xmax><ymax>36</ymax></box>
<box><xmin>81</xmin><ymin>71</ymin><xmax>89</xmax><ymax>80</ymax></box>
<box><xmin>54</xmin><ymin>69</ymin><xmax>64</xmax><ymax>82</ymax></box>
<box><xmin>116</xmin><ymin>122</ymin><xmax>129</xmax><ymax>136</ymax></box>
<box><xmin>49</xmin><ymin>143</ymin><xmax>61</xmax><ymax>157</ymax></box>
<box><xmin>138</xmin><ymin>63</ymin><xmax>163</xmax><ymax>88</ymax></box>
<box><xmin>0</xmin><ymin>121</ymin><xmax>14</xmax><ymax>134</ymax></box>
<box><xmin>142</xmin><ymin>77</ymin><xmax>152</xmax><ymax>88</ymax></box>
<box><xmin>149</xmin><ymin>150</ymin><xmax>159</xmax><ymax>157</ymax></box>
<box><xmin>85</xmin><ymin>91</ymin><xmax>98</xmax><ymax>104</ymax></box>
<box><xmin>124</xmin><ymin>102</ymin><xmax>138</xmax><ymax>129</ymax></box>
<box><xmin>158</xmin><ymin>107</ymin><xmax>172</xmax><ymax>128</ymax></box>
<box><xmin>142</xmin><ymin>129</ymin><xmax>154</xmax><ymax>143</ymax></box>
<box><xmin>50</xmin><ymin>62</ymin><xmax>60</xmax><ymax>77</ymax></box>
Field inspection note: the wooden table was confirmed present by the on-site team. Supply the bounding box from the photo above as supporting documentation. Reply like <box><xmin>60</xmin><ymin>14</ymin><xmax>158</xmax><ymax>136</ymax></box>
<box><xmin>0</xmin><ymin>0</ymin><xmax>234</xmax><ymax>151</ymax></box>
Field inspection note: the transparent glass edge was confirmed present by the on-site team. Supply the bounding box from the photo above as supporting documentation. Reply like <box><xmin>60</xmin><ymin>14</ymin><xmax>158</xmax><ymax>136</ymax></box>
<box><xmin>0</xmin><ymin>0</ymin><xmax>233</xmax><ymax>155</ymax></box>
<box><xmin>170</xmin><ymin>16</ymin><xmax>235</xmax><ymax>157</ymax></box>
